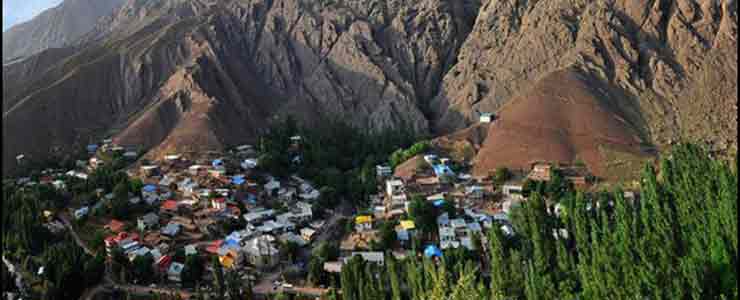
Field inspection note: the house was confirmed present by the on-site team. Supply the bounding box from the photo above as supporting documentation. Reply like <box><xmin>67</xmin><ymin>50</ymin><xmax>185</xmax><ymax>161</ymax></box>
<box><xmin>323</xmin><ymin>261</ymin><xmax>344</xmax><ymax>273</ymax></box>
<box><xmin>528</xmin><ymin>163</ymin><xmax>552</xmax><ymax>181</ymax></box>
<box><xmin>51</xmin><ymin>180</ymin><xmax>66</xmax><ymax>190</ymax></box>
<box><xmin>142</xmin><ymin>185</ymin><xmax>159</xmax><ymax>203</ymax></box>
<box><xmin>161</xmin><ymin>200</ymin><xmax>179</xmax><ymax>213</ymax></box>
<box><xmin>209</xmin><ymin>168</ymin><xmax>226</xmax><ymax>178</ymax></box>
<box><xmin>386</xmin><ymin>179</ymin><xmax>405</xmax><ymax>197</ymax></box>
<box><xmin>439</xmin><ymin>227</ymin><xmax>458</xmax><ymax>249</ymax></box>
<box><xmin>219</xmin><ymin>254</ymin><xmax>236</xmax><ymax>269</ymax></box>
<box><xmin>74</xmin><ymin>207</ymin><xmax>89</xmax><ymax>219</ymax></box>
<box><xmin>278</xmin><ymin>187</ymin><xmax>297</xmax><ymax>202</ymax></box>
<box><xmin>106</xmin><ymin>219</ymin><xmax>126</xmax><ymax>233</ymax></box>
<box><xmin>129</xmin><ymin>197</ymin><xmax>141</xmax><ymax>205</ymax></box>
<box><xmin>241</xmin><ymin>159</ymin><xmax>258</xmax><ymax>170</ymax></box>
<box><xmin>212</xmin><ymin>159</ymin><xmax>225</xmax><ymax>168</ymax></box>
<box><xmin>87</xmin><ymin>144</ymin><xmax>99</xmax><ymax>153</ymax></box>
<box><xmin>257</xmin><ymin>220</ymin><xmax>288</xmax><ymax>234</ymax></box>
<box><xmin>167</xmin><ymin>262</ymin><xmax>185</xmax><ymax>283</ymax></box>
<box><xmin>437</xmin><ymin>212</ymin><xmax>450</xmax><ymax>227</ymax></box>
<box><xmin>355</xmin><ymin>216</ymin><xmax>373</xmax><ymax>232</ymax></box>
<box><xmin>137</xmin><ymin>213</ymin><xmax>160</xmax><ymax>231</ymax></box>
<box><xmin>140</xmin><ymin>165</ymin><xmax>160</xmax><ymax>177</ymax></box>
<box><xmin>243</xmin><ymin>209</ymin><xmax>275</xmax><ymax>224</ymax></box>
<box><xmin>502</xmin><ymin>198</ymin><xmax>523</xmax><ymax>214</ymax></box>
<box><xmin>388</xmin><ymin>193</ymin><xmax>409</xmax><ymax>214</ymax></box>
<box><xmin>188</xmin><ymin>165</ymin><xmax>206</xmax><ymax>175</ymax></box>
<box><xmin>185</xmin><ymin>244</ymin><xmax>198</xmax><ymax>256</ymax></box>
<box><xmin>178</xmin><ymin>178</ymin><xmax>198</xmax><ymax>196</ymax></box>
<box><xmin>500</xmin><ymin>224</ymin><xmax>515</xmax><ymax>236</ymax></box>
<box><xmin>460</xmin><ymin>237</ymin><xmax>474</xmax><ymax>250</ymax></box>
<box><xmin>158</xmin><ymin>176</ymin><xmax>175</xmax><ymax>188</ymax></box>
<box><xmin>211</xmin><ymin>198</ymin><xmax>227</xmax><ymax>210</ymax></box>
<box><xmin>123</xmin><ymin>151</ymin><xmax>138</xmax><ymax>159</ymax></box>
<box><xmin>164</xmin><ymin>154</ymin><xmax>181</xmax><ymax>161</ymax></box>
<box><xmin>502</xmin><ymin>184</ymin><xmax>524</xmax><ymax>200</ymax></box>
<box><xmin>479</xmin><ymin>112</ymin><xmax>494</xmax><ymax>123</ymax></box>
<box><xmin>300</xmin><ymin>228</ymin><xmax>316</xmax><ymax>242</ymax></box>
<box><xmin>128</xmin><ymin>247</ymin><xmax>151</xmax><ymax>262</ymax></box>
<box><xmin>345</xmin><ymin>252</ymin><xmax>384</xmax><ymax>266</ymax></box>
<box><xmin>432</xmin><ymin>164</ymin><xmax>455</xmax><ymax>179</ymax></box>
<box><xmin>161</xmin><ymin>222</ymin><xmax>181</xmax><ymax>237</ymax></box>
<box><xmin>396</xmin><ymin>220</ymin><xmax>416</xmax><ymax>243</ymax></box>
<box><xmin>279</xmin><ymin>232</ymin><xmax>307</xmax><ymax>247</ymax></box>
<box><xmin>244</xmin><ymin>236</ymin><xmax>280</xmax><ymax>268</ymax></box>
<box><xmin>88</xmin><ymin>157</ymin><xmax>104</xmax><ymax>170</ymax></box>
<box><xmin>465</xmin><ymin>185</ymin><xmax>485</xmax><ymax>199</ymax></box>
<box><xmin>264</xmin><ymin>180</ymin><xmax>281</xmax><ymax>195</ymax></box>
<box><xmin>232</xmin><ymin>175</ymin><xmax>247</xmax><ymax>186</ymax></box>
<box><xmin>66</xmin><ymin>170</ymin><xmax>89</xmax><ymax>180</ymax></box>
<box><xmin>467</xmin><ymin>222</ymin><xmax>482</xmax><ymax>234</ymax></box>
<box><xmin>376</xmin><ymin>165</ymin><xmax>392</xmax><ymax>178</ymax></box>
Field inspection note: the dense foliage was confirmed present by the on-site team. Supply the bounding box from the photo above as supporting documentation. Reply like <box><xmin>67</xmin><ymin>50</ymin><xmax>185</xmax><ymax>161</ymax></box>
<box><xmin>336</xmin><ymin>144</ymin><xmax>737</xmax><ymax>299</ymax></box>
<box><xmin>259</xmin><ymin>116</ymin><xmax>424</xmax><ymax>207</ymax></box>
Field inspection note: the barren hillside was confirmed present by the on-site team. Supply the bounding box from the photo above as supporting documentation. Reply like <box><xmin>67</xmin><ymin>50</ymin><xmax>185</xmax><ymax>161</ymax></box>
<box><xmin>2</xmin><ymin>0</ymin><xmax>736</xmax><ymax>174</ymax></box>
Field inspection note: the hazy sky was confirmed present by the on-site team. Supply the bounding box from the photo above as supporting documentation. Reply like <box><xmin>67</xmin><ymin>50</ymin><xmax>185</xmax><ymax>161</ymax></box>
<box><xmin>3</xmin><ymin>0</ymin><xmax>64</xmax><ymax>31</ymax></box>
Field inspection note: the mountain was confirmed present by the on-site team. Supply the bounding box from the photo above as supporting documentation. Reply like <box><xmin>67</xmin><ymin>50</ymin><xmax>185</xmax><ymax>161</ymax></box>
<box><xmin>2</xmin><ymin>0</ymin><xmax>126</xmax><ymax>63</ymax></box>
<box><xmin>432</xmin><ymin>0</ymin><xmax>738</xmax><ymax>152</ymax></box>
<box><xmin>471</xmin><ymin>69</ymin><xmax>651</xmax><ymax>181</ymax></box>
<box><xmin>2</xmin><ymin>0</ymin><xmax>737</xmax><ymax>175</ymax></box>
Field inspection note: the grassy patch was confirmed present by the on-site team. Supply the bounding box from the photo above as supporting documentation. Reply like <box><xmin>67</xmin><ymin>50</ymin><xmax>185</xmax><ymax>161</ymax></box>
<box><xmin>599</xmin><ymin>145</ymin><xmax>653</xmax><ymax>187</ymax></box>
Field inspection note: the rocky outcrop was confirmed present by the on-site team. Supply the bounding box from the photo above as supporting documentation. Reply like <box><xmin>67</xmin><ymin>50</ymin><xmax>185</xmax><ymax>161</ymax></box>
<box><xmin>433</xmin><ymin>0</ymin><xmax>737</xmax><ymax>153</ymax></box>
<box><xmin>2</xmin><ymin>0</ymin><xmax>126</xmax><ymax>62</ymax></box>
<box><xmin>2</xmin><ymin>0</ymin><xmax>736</xmax><ymax>174</ymax></box>
<box><xmin>2</xmin><ymin>0</ymin><xmax>478</xmax><ymax>171</ymax></box>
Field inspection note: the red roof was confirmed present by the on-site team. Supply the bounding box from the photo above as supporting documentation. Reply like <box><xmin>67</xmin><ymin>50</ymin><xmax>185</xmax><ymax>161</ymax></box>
<box><xmin>161</xmin><ymin>200</ymin><xmax>178</xmax><ymax>211</ymax></box>
<box><xmin>206</xmin><ymin>240</ymin><xmax>223</xmax><ymax>254</ymax></box>
<box><xmin>157</xmin><ymin>255</ymin><xmax>172</xmax><ymax>270</ymax></box>
<box><xmin>105</xmin><ymin>236</ymin><xmax>117</xmax><ymax>246</ymax></box>
<box><xmin>106</xmin><ymin>219</ymin><xmax>125</xmax><ymax>233</ymax></box>
<box><xmin>212</xmin><ymin>198</ymin><xmax>226</xmax><ymax>203</ymax></box>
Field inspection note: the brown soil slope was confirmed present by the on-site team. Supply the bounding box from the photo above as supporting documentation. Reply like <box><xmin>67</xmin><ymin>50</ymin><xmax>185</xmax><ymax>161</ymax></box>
<box><xmin>472</xmin><ymin>69</ymin><xmax>650</xmax><ymax>179</ymax></box>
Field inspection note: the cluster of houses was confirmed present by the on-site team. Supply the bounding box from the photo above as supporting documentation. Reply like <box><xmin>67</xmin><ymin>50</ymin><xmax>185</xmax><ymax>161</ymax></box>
<box><xmin>325</xmin><ymin>154</ymin><xmax>610</xmax><ymax>272</ymax></box>
<box><xmin>16</xmin><ymin>132</ymin><xmax>639</xmax><ymax>292</ymax></box>
<box><xmin>55</xmin><ymin>140</ymin><xmax>337</xmax><ymax>286</ymax></box>
<box><xmin>325</xmin><ymin>153</ymin><xmax>512</xmax><ymax>272</ymax></box>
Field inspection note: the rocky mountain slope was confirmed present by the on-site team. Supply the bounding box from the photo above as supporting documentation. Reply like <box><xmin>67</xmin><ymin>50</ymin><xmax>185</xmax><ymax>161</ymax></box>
<box><xmin>2</xmin><ymin>0</ymin><xmax>478</xmax><ymax>170</ymax></box>
<box><xmin>471</xmin><ymin>69</ymin><xmax>651</xmax><ymax>180</ymax></box>
<box><xmin>2</xmin><ymin>0</ymin><xmax>126</xmax><ymax>63</ymax></box>
<box><xmin>433</xmin><ymin>0</ymin><xmax>738</xmax><ymax>153</ymax></box>
<box><xmin>2</xmin><ymin>0</ymin><xmax>737</xmax><ymax>175</ymax></box>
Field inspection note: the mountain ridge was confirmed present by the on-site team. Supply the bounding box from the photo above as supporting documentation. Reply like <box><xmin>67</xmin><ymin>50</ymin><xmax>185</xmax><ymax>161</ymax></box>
<box><xmin>2</xmin><ymin>0</ymin><xmax>737</xmax><ymax>175</ymax></box>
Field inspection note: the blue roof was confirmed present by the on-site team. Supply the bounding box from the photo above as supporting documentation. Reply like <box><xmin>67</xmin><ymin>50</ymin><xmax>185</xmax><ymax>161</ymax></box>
<box><xmin>424</xmin><ymin>245</ymin><xmax>443</xmax><ymax>258</ymax></box>
<box><xmin>212</xmin><ymin>159</ymin><xmax>224</xmax><ymax>167</ymax></box>
<box><xmin>87</xmin><ymin>144</ymin><xmax>99</xmax><ymax>151</ymax></box>
<box><xmin>143</xmin><ymin>185</ymin><xmax>157</xmax><ymax>192</ymax></box>
<box><xmin>224</xmin><ymin>238</ymin><xmax>240</xmax><ymax>248</ymax></box>
<box><xmin>246</xmin><ymin>193</ymin><xmax>257</xmax><ymax>204</ymax></box>
<box><xmin>433</xmin><ymin>200</ymin><xmax>446</xmax><ymax>207</ymax></box>
<box><xmin>432</xmin><ymin>164</ymin><xmax>455</xmax><ymax>177</ymax></box>
<box><xmin>232</xmin><ymin>176</ymin><xmax>246</xmax><ymax>185</ymax></box>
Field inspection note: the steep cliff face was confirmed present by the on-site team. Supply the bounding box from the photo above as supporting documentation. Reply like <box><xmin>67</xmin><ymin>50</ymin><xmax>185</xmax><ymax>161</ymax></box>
<box><xmin>433</xmin><ymin>0</ymin><xmax>737</xmax><ymax>153</ymax></box>
<box><xmin>2</xmin><ymin>0</ymin><xmax>126</xmax><ymax>62</ymax></box>
<box><xmin>2</xmin><ymin>0</ymin><xmax>736</xmax><ymax>174</ymax></box>
<box><xmin>2</xmin><ymin>0</ymin><xmax>479</xmax><ymax>169</ymax></box>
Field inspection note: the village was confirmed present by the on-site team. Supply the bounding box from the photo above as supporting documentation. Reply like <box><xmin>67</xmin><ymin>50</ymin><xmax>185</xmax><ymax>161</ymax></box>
<box><xmin>9</xmin><ymin>114</ymin><xmax>638</xmax><ymax>300</ymax></box>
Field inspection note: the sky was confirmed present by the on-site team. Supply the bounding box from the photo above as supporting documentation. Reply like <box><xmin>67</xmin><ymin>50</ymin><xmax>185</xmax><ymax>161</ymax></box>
<box><xmin>3</xmin><ymin>0</ymin><xmax>64</xmax><ymax>31</ymax></box>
